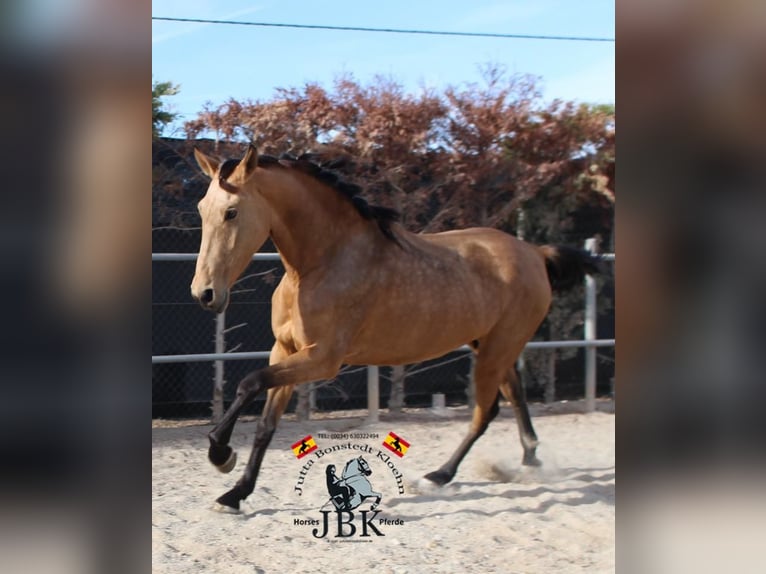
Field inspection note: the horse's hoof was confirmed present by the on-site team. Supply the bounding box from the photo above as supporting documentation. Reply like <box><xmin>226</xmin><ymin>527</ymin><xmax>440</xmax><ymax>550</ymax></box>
<box><xmin>215</xmin><ymin>450</ymin><xmax>237</xmax><ymax>474</ymax></box>
<box><xmin>209</xmin><ymin>442</ymin><xmax>237</xmax><ymax>473</ymax></box>
<box><xmin>212</xmin><ymin>503</ymin><xmax>241</xmax><ymax>515</ymax></box>
<box><xmin>215</xmin><ymin>488</ymin><xmax>242</xmax><ymax>513</ymax></box>
<box><xmin>423</xmin><ymin>469</ymin><xmax>453</xmax><ymax>486</ymax></box>
<box><xmin>522</xmin><ymin>453</ymin><xmax>543</xmax><ymax>467</ymax></box>
<box><xmin>208</xmin><ymin>441</ymin><xmax>235</xmax><ymax>470</ymax></box>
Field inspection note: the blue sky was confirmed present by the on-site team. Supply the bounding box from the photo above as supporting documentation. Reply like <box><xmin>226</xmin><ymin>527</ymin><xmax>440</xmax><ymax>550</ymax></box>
<box><xmin>152</xmin><ymin>0</ymin><xmax>614</xmax><ymax>136</ymax></box>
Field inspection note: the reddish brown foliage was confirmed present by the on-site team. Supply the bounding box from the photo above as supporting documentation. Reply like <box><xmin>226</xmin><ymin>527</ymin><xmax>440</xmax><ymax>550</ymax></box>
<box><xmin>183</xmin><ymin>66</ymin><xmax>614</xmax><ymax>239</ymax></box>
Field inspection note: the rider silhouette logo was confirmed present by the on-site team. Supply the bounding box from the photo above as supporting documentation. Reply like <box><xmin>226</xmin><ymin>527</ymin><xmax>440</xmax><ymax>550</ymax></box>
<box><xmin>323</xmin><ymin>456</ymin><xmax>382</xmax><ymax>512</ymax></box>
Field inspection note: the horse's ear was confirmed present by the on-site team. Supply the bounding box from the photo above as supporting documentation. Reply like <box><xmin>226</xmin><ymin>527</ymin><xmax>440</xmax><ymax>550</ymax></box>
<box><xmin>236</xmin><ymin>143</ymin><xmax>258</xmax><ymax>181</ymax></box>
<box><xmin>193</xmin><ymin>148</ymin><xmax>220</xmax><ymax>179</ymax></box>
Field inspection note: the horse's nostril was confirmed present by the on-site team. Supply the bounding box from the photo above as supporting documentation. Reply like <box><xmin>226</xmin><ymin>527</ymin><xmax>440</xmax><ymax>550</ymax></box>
<box><xmin>201</xmin><ymin>288</ymin><xmax>214</xmax><ymax>305</ymax></box>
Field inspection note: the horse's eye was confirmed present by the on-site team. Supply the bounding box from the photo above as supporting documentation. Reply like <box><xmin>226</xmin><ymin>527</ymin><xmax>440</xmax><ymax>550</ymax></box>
<box><xmin>224</xmin><ymin>208</ymin><xmax>238</xmax><ymax>221</ymax></box>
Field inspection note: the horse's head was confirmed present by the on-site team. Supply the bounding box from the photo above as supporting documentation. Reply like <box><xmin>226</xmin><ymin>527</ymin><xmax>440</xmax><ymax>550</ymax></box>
<box><xmin>190</xmin><ymin>145</ymin><xmax>272</xmax><ymax>313</ymax></box>
<box><xmin>357</xmin><ymin>456</ymin><xmax>372</xmax><ymax>476</ymax></box>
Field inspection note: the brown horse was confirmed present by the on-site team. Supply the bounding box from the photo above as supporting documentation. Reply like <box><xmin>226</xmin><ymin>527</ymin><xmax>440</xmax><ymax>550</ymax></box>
<box><xmin>190</xmin><ymin>144</ymin><xmax>600</xmax><ymax>512</ymax></box>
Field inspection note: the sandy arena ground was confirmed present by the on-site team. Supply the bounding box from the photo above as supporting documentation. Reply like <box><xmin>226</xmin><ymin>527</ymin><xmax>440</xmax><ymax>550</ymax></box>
<box><xmin>152</xmin><ymin>400</ymin><xmax>614</xmax><ymax>573</ymax></box>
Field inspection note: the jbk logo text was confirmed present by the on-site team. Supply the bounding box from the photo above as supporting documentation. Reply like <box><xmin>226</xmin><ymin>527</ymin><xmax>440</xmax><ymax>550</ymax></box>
<box><xmin>311</xmin><ymin>510</ymin><xmax>385</xmax><ymax>538</ymax></box>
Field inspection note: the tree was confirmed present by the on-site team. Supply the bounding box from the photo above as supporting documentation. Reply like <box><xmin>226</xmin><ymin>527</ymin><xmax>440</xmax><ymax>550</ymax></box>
<box><xmin>152</xmin><ymin>80</ymin><xmax>179</xmax><ymax>139</ymax></box>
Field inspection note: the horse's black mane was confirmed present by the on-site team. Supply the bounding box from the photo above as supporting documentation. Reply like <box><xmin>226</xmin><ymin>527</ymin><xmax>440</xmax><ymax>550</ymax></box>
<box><xmin>219</xmin><ymin>152</ymin><xmax>400</xmax><ymax>242</ymax></box>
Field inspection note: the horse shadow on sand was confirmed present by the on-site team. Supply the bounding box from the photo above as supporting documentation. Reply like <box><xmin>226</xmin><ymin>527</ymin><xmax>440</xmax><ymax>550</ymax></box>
<box><xmin>233</xmin><ymin>465</ymin><xmax>614</xmax><ymax>521</ymax></box>
<box><xmin>380</xmin><ymin>465</ymin><xmax>614</xmax><ymax>523</ymax></box>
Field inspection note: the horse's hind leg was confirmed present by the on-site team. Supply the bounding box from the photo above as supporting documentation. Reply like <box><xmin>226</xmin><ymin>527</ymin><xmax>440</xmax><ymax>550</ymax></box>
<box><xmin>502</xmin><ymin>366</ymin><xmax>541</xmax><ymax>466</ymax></box>
<box><xmin>424</xmin><ymin>359</ymin><xmax>503</xmax><ymax>486</ymax></box>
<box><xmin>215</xmin><ymin>384</ymin><xmax>294</xmax><ymax>512</ymax></box>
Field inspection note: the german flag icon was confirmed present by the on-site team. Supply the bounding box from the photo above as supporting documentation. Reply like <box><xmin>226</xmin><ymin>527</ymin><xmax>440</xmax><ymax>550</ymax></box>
<box><xmin>382</xmin><ymin>431</ymin><xmax>410</xmax><ymax>457</ymax></box>
<box><xmin>291</xmin><ymin>435</ymin><xmax>317</xmax><ymax>459</ymax></box>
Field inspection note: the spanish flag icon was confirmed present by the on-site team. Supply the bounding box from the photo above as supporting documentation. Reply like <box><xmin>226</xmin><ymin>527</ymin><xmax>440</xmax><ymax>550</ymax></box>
<box><xmin>291</xmin><ymin>435</ymin><xmax>318</xmax><ymax>459</ymax></box>
<box><xmin>382</xmin><ymin>431</ymin><xmax>410</xmax><ymax>457</ymax></box>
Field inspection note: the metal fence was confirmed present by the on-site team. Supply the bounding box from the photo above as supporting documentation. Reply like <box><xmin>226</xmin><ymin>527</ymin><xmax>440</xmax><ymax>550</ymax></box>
<box><xmin>152</xmin><ymin>246</ymin><xmax>614</xmax><ymax>420</ymax></box>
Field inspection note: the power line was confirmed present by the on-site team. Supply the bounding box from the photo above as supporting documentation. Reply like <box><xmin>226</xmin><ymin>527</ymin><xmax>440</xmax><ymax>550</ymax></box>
<box><xmin>152</xmin><ymin>16</ymin><xmax>614</xmax><ymax>43</ymax></box>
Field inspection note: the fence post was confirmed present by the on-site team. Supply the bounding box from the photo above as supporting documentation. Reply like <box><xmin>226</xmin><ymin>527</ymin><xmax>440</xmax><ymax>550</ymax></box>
<box><xmin>309</xmin><ymin>383</ymin><xmax>317</xmax><ymax>413</ymax></box>
<box><xmin>295</xmin><ymin>384</ymin><xmax>311</xmax><ymax>421</ymax></box>
<box><xmin>584</xmin><ymin>238</ymin><xmax>598</xmax><ymax>412</ymax></box>
<box><xmin>389</xmin><ymin>365</ymin><xmax>406</xmax><ymax>413</ymax></box>
<box><xmin>467</xmin><ymin>352</ymin><xmax>476</xmax><ymax>409</ymax></box>
<box><xmin>212</xmin><ymin>311</ymin><xmax>225</xmax><ymax>422</ymax></box>
<box><xmin>367</xmin><ymin>365</ymin><xmax>379</xmax><ymax>424</ymax></box>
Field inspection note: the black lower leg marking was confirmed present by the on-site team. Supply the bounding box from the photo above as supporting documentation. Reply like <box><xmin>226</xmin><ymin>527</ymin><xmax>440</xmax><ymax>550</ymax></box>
<box><xmin>508</xmin><ymin>372</ymin><xmax>541</xmax><ymax>466</ymax></box>
<box><xmin>216</xmin><ymin>486</ymin><xmax>245</xmax><ymax>511</ymax></box>
<box><xmin>214</xmin><ymin>412</ymin><xmax>278</xmax><ymax>511</ymax></box>
<box><xmin>425</xmin><ymin>400</ymin><xmax>497</xmax><ymax>486</ymax></box>
<box><xmin>423</xmin><ymin>468</ymin><xmax>455</xmax><ymax>486</ymax></box>
<box><xmin>206</xmin><ymin>370</ymin><xmax>270</xmax><ymax>467</ymax></box>
<box><xmin>522</xmin><ymin>449</ymin><xmax>542</xmax><ymax>466</ymax></box>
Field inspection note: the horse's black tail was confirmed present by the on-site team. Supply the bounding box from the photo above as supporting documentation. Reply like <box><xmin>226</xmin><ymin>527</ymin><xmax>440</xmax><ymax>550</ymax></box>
<box><xmin>540</xmin><ymin>245</ymin><xmax>604</xmax><ymax>292</ymax></box>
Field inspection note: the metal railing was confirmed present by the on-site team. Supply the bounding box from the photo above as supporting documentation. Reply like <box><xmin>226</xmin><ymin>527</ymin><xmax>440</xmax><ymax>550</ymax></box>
<box><xmin>152</xmin><ymin>244</ymin><xmax>614</xmax><ymax>417</ymax></box>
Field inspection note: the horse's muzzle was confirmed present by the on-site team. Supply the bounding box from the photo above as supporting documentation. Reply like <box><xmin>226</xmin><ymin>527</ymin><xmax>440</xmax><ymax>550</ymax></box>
<box><xmin>192</xmin><ymin>286</ymin><xmax>229</xmax><ymax>313</ymax></box>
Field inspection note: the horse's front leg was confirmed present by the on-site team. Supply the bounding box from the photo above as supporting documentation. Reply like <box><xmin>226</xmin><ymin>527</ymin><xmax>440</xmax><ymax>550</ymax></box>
<box><xmin>369</xmin><ymin>490</ymin><xmax>382</xmax><ymax>511</ymax></box>
<box><xmin>207</xmin><ymin>342</ymin><xmax>295</xmax><ymax>470</ymax></box>
<box><xmin>214</xmin><ymin>384</ymin><xmax>293</xmax><ymax>512</ymax></box>
<box><xmin>213</xmin><ymin>345</ymin><xmax>342</xmax><ymax>512</ymax></box>
<box><xmin>207</xmin><ymin>370</ymin><xmax>266</xmax><ymax>472</ymax></box>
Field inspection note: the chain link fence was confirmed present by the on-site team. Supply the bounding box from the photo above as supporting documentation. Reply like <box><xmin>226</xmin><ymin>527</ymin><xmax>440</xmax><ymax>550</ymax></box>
<box><xmin>152</xmin><ymin>253</ymin><xmax>614</xmax><ymax>420</ymax></box>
